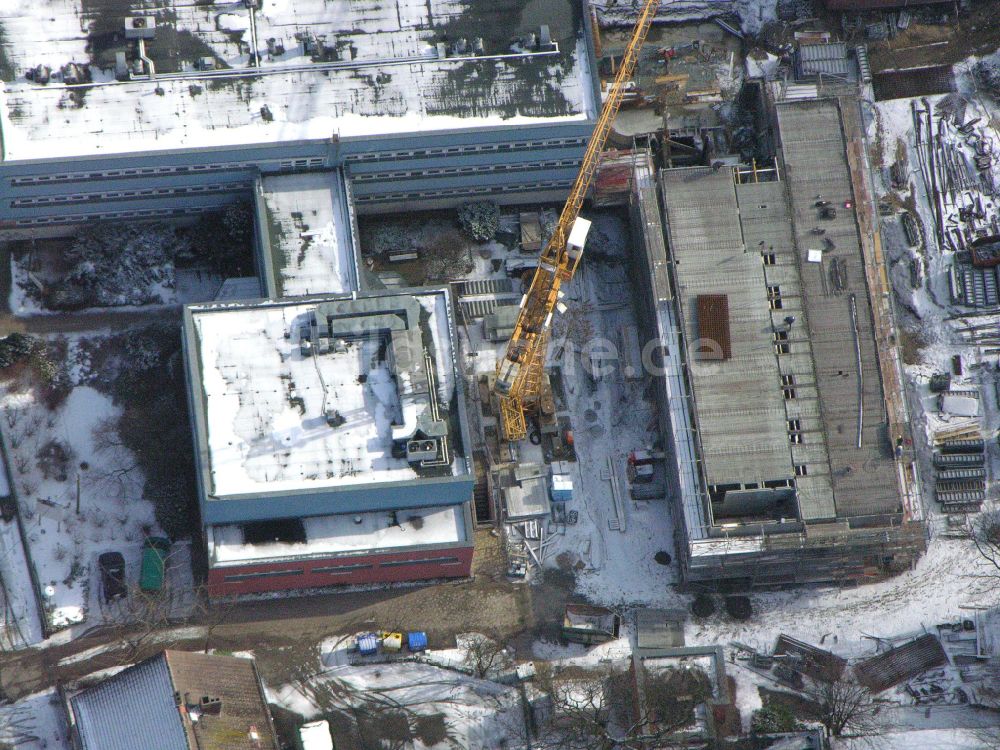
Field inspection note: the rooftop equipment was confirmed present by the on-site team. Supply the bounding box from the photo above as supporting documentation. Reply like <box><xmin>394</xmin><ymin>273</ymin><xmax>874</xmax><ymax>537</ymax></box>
<box><xmin>124</xmin><ymin>16</ymin><xmax>157</xmax><ymax>40</ymax></box>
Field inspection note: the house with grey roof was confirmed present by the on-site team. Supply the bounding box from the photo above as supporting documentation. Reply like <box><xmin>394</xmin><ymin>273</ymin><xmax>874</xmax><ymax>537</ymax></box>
<box><xmin>67</xmin><ymin>650</ymin><xmax>280</xmax><ymax>750</ymax></box>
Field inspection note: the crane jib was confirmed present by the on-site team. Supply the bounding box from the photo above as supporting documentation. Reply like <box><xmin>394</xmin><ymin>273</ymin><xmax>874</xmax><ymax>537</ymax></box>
<box><xmin>494</xmin><ymin>0</ymin><xmax>660</xmax><ymax>441</ymax></box>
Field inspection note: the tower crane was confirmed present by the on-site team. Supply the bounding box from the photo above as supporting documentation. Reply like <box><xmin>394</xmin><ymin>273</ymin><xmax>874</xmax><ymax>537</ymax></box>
<box><xmin>493</xmin><ymin>0</ymin><xmax>660</xmax><ymax>442</ymax></box>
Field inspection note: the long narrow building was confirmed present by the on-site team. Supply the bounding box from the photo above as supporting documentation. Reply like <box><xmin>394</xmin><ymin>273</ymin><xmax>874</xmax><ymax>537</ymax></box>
<box><xmin>635</xmin><ymin>97</ymin><xmax>925</xmax><ymax>589</ymax></box>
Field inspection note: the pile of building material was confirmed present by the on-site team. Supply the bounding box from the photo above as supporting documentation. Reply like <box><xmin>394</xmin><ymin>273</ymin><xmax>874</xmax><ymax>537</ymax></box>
<box><xmin>930</xmin><ymin>382</ymin><xmax>985</xmax><ymax>513</ymax></box>
<box><xmin>912</xmin><ymin>95</ymin><xmax>1000</xmax><ymax>312</ymax></box>
<box><xmin>932</xmin><ymin>430</ymin><xmax>986</xmax><ymax>514</ymax></box>
<box><xmin>855</xmin><ymin>634</ymin><xmax>949</xmax><ymax>694</ymax></box>
<box><xmin>498</xmin><ymin>464</ymin><xmax>575</xmax><ymax>572</ymax></box>
<box><xmin>561</xmin><ymin>604</ymin><xmax>621</xmax><ymax>645</ymax></box>
<box><xmin>773</xmin><ymin>634</ymin><xmax>848</xmax><ymax>684</ymax></box>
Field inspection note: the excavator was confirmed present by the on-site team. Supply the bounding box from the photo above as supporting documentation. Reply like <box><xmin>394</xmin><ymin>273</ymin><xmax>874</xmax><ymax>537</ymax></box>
<box><xmin>493</xmin><ymin>0</ymin><xmax>660</xmax><ymax>442</ymax></box>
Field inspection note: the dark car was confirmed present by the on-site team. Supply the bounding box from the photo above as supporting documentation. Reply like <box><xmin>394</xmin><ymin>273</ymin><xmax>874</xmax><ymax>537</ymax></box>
<box><xmin>98</xmin><ymin>552</ymin><xmax>127</xmax><ymax>603</ymax></box>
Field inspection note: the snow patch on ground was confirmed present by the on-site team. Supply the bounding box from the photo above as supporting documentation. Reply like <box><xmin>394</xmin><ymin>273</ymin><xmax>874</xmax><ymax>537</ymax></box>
<box><xmin>0</xmin><ymin>688</ymin><xmax>70</xmax><ymax>749</ymax></box>
<box><xmin>835</xmin><ymin>728</ymin><xmax>991</xmax><ymax>750</ymax></box>
<box><xmin>734</xmin><ymin>0</ymin><xmax>778</xmax><ymax>35</ymax></box>
<box><xmin>270</xmin><ymin>661</ymin><xmax>524</xmax><ymax>749</ymax></box>
<box><xmin>0</xmin><ymin>338</ymin><xmax>180</xmax><ymax>639</ymax></box>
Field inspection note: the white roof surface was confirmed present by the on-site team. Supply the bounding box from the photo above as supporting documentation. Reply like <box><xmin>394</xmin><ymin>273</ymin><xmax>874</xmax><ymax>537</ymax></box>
<box><xmin>191</xmin><ymin>292</ymin><xmax>457</xmax><ymax>496</ymax></box>
<box><xmin>299</xmin><ymin>721</ymin><xmax>333</xmax><ymax>750</ymax></box>
<box><xmin>262</xmin><ymin>172</ymin><xmax>354</xmax><ymax>296</ymax></box>
<box><xmin>210</xmin><ymin>505</ymin><xmax>465</xmax><ymax>563</ymax></box>
<box><xmin>0</xmin><ymin>0</ymin><xmax>593</xmax><ymax>160</ymax></box>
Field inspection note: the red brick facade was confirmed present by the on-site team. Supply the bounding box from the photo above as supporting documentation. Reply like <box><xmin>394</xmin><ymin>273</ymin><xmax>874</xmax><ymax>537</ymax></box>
<box><xmin>207</xmin><ymin>544</ymin><xmax>474</xmax><ymax>596</ymax></box>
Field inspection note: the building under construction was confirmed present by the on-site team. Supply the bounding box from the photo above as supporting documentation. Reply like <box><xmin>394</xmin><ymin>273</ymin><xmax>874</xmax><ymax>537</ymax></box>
<box><xmin>631</xmin><ymin>97</ymin><xmax>926</xmax><ymax>590</ymax></box>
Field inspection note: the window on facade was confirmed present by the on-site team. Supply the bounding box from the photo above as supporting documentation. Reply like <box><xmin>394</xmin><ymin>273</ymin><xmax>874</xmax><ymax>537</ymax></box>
<box><xmin>781</xmin><ymin>373</ymin><xmax>796</xmax><ymax>399</ymax></box>
<box><xmin>773</xmin><ymin>330</ymin><xmax>790</xmax><ymax>354</ymax></box>
<box><xmin>787</xmin><ymin>418</ymin><xmax>803</xmax><ymax>444</ymax></box>
<box><xmin>767</xmin><ymin>285</ymin><xmax>783</xmax><ymax>310</ymax></box>
<box><xmin>223</xmin><ymin>568</ymin><xmax>304</xmax><ymax>582</ymax></box>
<box><xmin>380</xmin><ymin>556</ymin><xmax>460</xmax><ymax>568</ymax></box>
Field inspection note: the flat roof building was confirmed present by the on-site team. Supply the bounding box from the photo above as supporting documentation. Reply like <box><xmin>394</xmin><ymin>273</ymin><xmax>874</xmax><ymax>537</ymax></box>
<box><xmin>634</xmin><ymin>98</ymin><xmax>925</xmax><ymax>589</ymax></box>
<box><xmin>182</xmin><ymin>288</ymin><xmax>475</xmax><ymax>595</ymax></box>
<box><xmin>0</xmin><ymin>0</ymin><xmax>594</xmax><ymax>161</ymax></box>
<box><xmin>0</xmin><ymin>0</ymin><xmax>600</xmax><ymax>231</ymax></box>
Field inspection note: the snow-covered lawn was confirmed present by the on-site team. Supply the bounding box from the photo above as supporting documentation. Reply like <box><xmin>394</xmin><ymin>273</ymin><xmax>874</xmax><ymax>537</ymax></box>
<box><xmin>0</xmin><ymin>333</ymin><xmax>192</xmax><ymax>640</ymax></box>
<box><xmin>271</xmin><ymin>660</ymin><xmax>524</xmax><ymax>750</ymax></box>
<box><xmin>0</xmin><ymin>688</ymin><xmax>70</xmax><ymax>749</ymax></box>
<box><xmin>836</xmin><ymin>728</ymin><xmax>991</xmax><ymax>750</ymax></box>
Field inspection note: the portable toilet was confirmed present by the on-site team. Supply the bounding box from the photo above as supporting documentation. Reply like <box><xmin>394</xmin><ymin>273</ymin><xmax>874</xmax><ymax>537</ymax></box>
<box><xmin>382</xmin><ymin>632</ymin><xmax>403</xmax><ymax>652</ymax></box>
<box><xmin>407</xmin><ymin>631</ymin><xmax>428</xmax><ymax>652</ymax></box>
<box><xmin>551</xmin><ymin>473</ymin><xmax>573</xmax><ymax>503</ymax></box>
<box><xmin>356</xmin><ymin>633</ymin><xmax>379</xmax><ymax>656</ymax></box>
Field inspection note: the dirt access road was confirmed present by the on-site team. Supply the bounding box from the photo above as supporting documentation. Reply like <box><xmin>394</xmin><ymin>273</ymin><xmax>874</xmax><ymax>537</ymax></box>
<box><xmin>0</xmin><ymin>531</ymin><xmax>579</xmax><ymax>700</ymax></box>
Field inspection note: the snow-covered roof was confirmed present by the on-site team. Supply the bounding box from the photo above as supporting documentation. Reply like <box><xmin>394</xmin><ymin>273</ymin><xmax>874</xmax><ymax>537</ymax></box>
<box><xmin>209</xmin><ymin>504</ymin><xmax>466</xmax><ymax>564</ymax></box>
<box><xmin>186</xmin><ymin>289</ymin><xmax>462</xmax><ymax>498</ymax></box>
<box><xmin>262</xmin><ymin>172</ymin><xmax>355</xmax><ymax>297</ymax></box>
<box><xmin>0</xmin><ymin>0</ymin><xmax>594</xmax><ymax>160</ymax></box>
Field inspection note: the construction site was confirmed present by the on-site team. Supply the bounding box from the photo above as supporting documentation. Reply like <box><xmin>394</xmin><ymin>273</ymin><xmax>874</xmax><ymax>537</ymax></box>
<box><xmin>431</xmin><ymin>4</ymin><xmax>931</xmax><ymax>594</ymax></box>
<box><xmin>9</xmin><ymin>0</ymin><xmax>1000</xmax><ymax>746</ymax></box>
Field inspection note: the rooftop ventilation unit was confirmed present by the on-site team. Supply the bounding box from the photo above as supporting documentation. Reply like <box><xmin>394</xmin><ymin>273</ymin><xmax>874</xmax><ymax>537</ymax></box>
<box><xmin>406</xmin><ymin>439</ymin><xmax>438</xmax><ymax>462</ymax></box>
<box><xmin>124</xmin><ymin>17</ymin><xmax>157</xmax><ymax>40</ymax></box>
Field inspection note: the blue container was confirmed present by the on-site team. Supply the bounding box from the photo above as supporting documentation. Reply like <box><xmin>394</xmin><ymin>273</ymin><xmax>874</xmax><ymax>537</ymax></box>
<box><xmin>407</xmin><ymin>631</ymin><xmax>428</xmax><ymax>652</ymax></box>
<box><xmin>357</xmin><ymin>633</ymin><xmax>379</xmax><ymax>655</ymax></box>
<box><xmin>550</xmin><ymin>474</ymin><xmax>574</xmax><ymax>503</ymax></box>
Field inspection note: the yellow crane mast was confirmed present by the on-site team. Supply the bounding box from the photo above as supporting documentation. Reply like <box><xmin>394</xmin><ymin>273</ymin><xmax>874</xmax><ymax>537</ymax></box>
<box><xmin>493</xmin><ymin>0</ymin><xmax>660</xmax><ymax>442</ymax></box>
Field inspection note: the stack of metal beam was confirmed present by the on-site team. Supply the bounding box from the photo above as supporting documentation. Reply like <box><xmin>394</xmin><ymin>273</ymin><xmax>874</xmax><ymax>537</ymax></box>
<box><xmin>932</xmin><ymin>436</ymin><xmax>986</xmax><ymax>513</ymax></box>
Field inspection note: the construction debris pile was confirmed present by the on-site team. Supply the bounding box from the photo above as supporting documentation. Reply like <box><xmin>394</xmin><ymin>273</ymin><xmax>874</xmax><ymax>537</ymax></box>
<box><xmin>903</xmin><ymin>94</ymin><xmax>1000</xmax><ymax>309</ymax></box>
<box><xmin>732</xmin><ymin>615</ymin><xmax>997</xmax><ymax>710</ymax></box>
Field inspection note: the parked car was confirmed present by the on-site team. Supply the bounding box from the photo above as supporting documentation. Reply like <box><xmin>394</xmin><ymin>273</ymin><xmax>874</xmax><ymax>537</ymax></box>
<box><xmin>98</xmin><ymin>551</ymin><xmax>126</xmax><ymax>603</ymax></box>
<box><xmin>139</xmin><ymin>537</ymin><xmax>171</xmax><ymax>593</ymax></box>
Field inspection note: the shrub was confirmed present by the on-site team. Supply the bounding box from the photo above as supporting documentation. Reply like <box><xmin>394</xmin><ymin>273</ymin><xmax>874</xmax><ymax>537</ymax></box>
<box><xmin>751</xmin><ymin>704</ymin><xmax>800</xmax><ymax>734</ymax></box>
<box><xmin>0</xmin><ymin>333</ymin><xmax>38</xmax><ymax>369</ymax></box>
<box><xmin>457</xmin><ymin>201</ymin><xmax>500</xmax><ymax>242</ymax></box>
<box><xmin>725</xmin><ymin>595</ymin><xmax>753</xmax><ymax>621</ymax></box>
<box><xmin>691</xmin><ymin>593</ymin><xmax>716</xmax><ymax>618</ymax></box>
<box><xmin>184</xmin><ymin>202</ymin><xmax>255</xmax><ymax>276</ymax></box>
<box><xmin>972</xmin><ymin>56</ymin><xmax>1000</xmax><ymax>100</ymax></box>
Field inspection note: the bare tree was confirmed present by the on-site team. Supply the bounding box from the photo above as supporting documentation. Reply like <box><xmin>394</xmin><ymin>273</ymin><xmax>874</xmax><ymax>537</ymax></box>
<box><xmin>969</xmin><ymin>510</ymin><xmax>1000</xmax><ymax>573</ymax></box>
<box><xmin>112</xmin><ymin>584</ymin><xmax>175</xmax><ymax>663</ymax></box>
<box><xmin>196</xmin><ymin>592</ymin><xmax>238</xmax><ymax>654</ymax></box>
<box><xmin>105</xmin><ymin>548</ymin><xmax>210</xmax><ymax>663</ymax></box>
<box><xmin>460</xmin><ymin>631</ymin><xmax>511</xmax><ymax>679</ymax></box>
<box><xmin>535</xmin><ymin>664</ymin><xmax>711</xmax><ymax>750</ymax></box>
<box><xmin>804</xmin><ymin>678</ymin><xmax>879</xmax><ymax>738</ymax></box>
